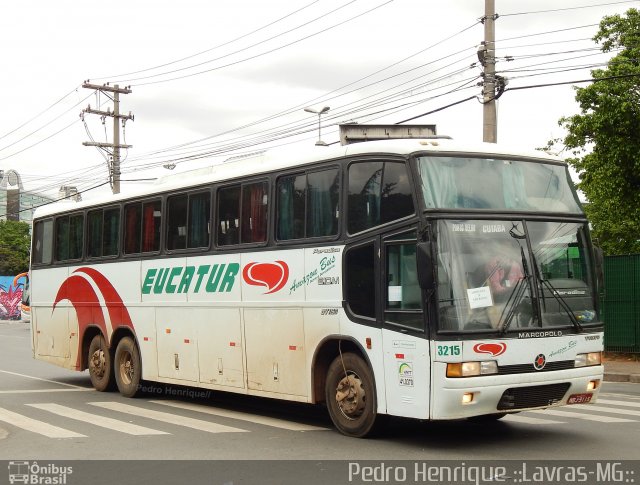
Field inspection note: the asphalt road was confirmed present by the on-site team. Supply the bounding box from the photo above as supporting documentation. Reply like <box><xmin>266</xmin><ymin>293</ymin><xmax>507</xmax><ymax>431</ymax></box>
<box><xmin>1</xmin><ymin>321</ymin><xmax>639</xmax><ymax>484</ymax></box>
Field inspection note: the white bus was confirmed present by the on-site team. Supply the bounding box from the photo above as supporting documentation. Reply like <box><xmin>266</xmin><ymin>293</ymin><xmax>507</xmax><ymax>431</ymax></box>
<box><xmin>29</xmin><ymin>134</ymin><xmax>604</xmax><ymax>437</ymax></box>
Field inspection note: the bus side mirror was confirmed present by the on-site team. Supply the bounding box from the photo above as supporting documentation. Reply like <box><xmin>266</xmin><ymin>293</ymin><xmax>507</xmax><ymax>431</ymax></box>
<box><xmin>416</xmin><ymin>242</ymin><xmax>435</xmax><ymax>291</ymax></box>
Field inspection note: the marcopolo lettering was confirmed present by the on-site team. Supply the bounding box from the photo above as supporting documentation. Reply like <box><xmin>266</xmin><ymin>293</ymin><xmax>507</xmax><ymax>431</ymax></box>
<box><xmin>142</xmin><ymin>263</ymin><xmax>240</xmax><ymax>294</ymax></box>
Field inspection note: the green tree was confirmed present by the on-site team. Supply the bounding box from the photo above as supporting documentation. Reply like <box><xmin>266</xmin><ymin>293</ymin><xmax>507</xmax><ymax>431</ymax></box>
<box><xmin>559</xmin><ymin>8</ymin><xmax>640</xmax><ymax>255</ymax></box>
<box><xmin>0</xmin><ymin>220</ymin><xmax>30</xmax><ymax>275</ymax></box>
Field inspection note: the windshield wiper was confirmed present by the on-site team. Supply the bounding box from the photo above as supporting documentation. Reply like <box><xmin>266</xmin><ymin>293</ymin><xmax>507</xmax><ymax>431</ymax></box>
<box><xmin>498</xmin><ymin>245</ymin><xmax>534</xmax><ymax>334</ymax></box>
<box><xmin>527</xmin><ymin>249</ymin><xmax>584</xmax><ymax>333</ymax></box>
<box><xmin>539</xmin><ymin>278</ymin><xmax>584</xmax><ymax>333</ymax></box>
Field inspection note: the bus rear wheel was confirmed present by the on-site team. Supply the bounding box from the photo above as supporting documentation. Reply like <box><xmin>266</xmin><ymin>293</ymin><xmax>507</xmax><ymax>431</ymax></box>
<box><xmin>88</xmin><ymin>335</ymin><xmax>115</xmax><ymax>392</ymax></box>
<box><xmin>114</xmin><ymin>337</ymin><xmax>141</xmax><ymax>398</ymax></box>
<box><xmin>325</xmin><ymin>352</ymin><xmax>378</xmax><ymax>438</ymax></box>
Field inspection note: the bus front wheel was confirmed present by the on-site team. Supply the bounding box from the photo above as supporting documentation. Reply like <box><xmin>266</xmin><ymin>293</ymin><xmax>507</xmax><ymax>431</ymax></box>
<box><xmin>88</xmin><ymin>335</ymin><xmax>115</xmax><ymax>392</ymax></box>
<box><xmin>325</xmin><ymin>352</ymin><xmax>378</xmax><ymax>438</ymax></box>
<box><xmin>114</xmin><ymin>337</ymin><xmax>141</xmax><ymax>398</ymax></box>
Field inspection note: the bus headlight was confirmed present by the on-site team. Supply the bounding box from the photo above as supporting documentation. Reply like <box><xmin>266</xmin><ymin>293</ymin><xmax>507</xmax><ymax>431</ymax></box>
<box><xmin>446</xmin><ymin>361</ymin><xmax>498</xmax><ymax>377</ymax></box>
<box><xmin>575</xmin><ymin>352</ymin><xmax>602</xmax><ymax>367</ymax></box>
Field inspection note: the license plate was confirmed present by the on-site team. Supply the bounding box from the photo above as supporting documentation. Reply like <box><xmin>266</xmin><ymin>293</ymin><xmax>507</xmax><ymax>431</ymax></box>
<box><xmin>568</xmin><ymin>393</ymin><xmax>592</xmax><ymax>404</ymax></box>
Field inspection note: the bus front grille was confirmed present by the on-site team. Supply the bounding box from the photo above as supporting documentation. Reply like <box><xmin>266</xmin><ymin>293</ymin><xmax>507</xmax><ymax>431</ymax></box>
<box><xmin>497</xmin><ymin>383</ymin><xmax>571</xmax><ymax>410</ymax></box>
<box><xmin>498</xmin><ymin>360</ymin><xmax>574</xmax><ymax>375</ymax></box>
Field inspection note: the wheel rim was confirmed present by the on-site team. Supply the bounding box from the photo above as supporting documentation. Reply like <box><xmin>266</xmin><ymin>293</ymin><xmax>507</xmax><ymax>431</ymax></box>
<box><xmin>335</xmin><ymin>372</ymin><xmax>366</xmax><ymax>420</ymax></box>
<box><xmin>118</xmin><ymin>350</ymin><xmax>134</xmax><ymax>386</ymax></box>
<box><xmin>90</xmin><ymin>349</ymin><xmax>106</xmax><ymax>379</ymax></box>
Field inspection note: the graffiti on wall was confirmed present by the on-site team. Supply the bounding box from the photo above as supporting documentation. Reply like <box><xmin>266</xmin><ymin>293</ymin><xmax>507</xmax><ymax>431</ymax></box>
<box><xmin>0</xmin><ymin>274</ymin><xmax>25</xmax><ymax>320</ymax></box>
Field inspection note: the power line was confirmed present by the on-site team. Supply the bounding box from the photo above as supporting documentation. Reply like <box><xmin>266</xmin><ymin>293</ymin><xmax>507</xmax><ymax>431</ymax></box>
<box><xmin>94</xmin><ymin>0</ymin><xmax>322</xmax><ymax>80</ymax></box>
<box><xmin>0</xmin><ymin>85</ymin><xmax>81</xmax><ymax>142</ymax></box>
<box><xmin>501</xmin><ymin>0</ymin><xmax>639</xmax><ymax>17</ymax></box>
<box><xmin>129</xmin><ymin>0</ymin><xmax>396</xmax><ymax>86</ymax></box>
<box><xmin>0</xmin><ymin>180</ymin><xmax>111</xmax><ymax>219</ymax></box>
<box><xmin>494</xmin><ymin>24</ymin><xmax>600</xmax><ymax>43</ymax></box>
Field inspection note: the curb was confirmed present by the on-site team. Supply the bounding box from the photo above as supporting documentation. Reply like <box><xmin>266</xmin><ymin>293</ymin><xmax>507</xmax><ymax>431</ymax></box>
<box><xmin>604</xmin><ymin>372</ymin><xmax>640</xmax><ymax>383</ymax></box>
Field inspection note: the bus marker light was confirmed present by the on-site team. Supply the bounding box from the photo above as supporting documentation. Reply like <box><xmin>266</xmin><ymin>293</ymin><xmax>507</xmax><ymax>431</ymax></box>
<box><xmin>143</xmin><ymin>337</ymin><xmax>149</xmax><ymax>342</ymax></box>
<box><xmin>366</xmin><ymin>338</ymin><xmax>372</xmax><ymax>349</ymax></box>
<box><xmin>395</xmin><ymin>353</ymin><xmax>404</xmax><ymax>359</ymax></box>
<box><xmin>229</xmin><ymin>342</ymin><xmax>236</xmax><ymax>347</ymax></box>
<box><xmin>165</xmin><ymin>329</ymin><xmax>171</xmax><ymax>334</ymax></box>
<box><xmin>462</xmin><ymin>393</ymin><xmax>474</xmax><ymax>404</ymax></box>
<box><xmin>184</xmin><ymin>339</ymin><xmax>190</xmax><ymax>344</ymax></box>
<box><xmin>289</xmin><ymin>345</ymin><xmax>297</xmax><ymax>351</ymax></box>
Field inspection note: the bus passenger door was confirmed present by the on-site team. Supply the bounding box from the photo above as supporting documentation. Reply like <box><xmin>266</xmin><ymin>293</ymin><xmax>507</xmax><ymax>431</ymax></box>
<box><xmin>381</xmin><ymin>233</ymin><xmax>430</xmax><ymax>420</ymax></box>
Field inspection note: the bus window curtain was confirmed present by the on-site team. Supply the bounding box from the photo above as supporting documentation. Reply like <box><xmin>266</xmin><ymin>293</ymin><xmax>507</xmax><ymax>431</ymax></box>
<box><xmin>188</xmin><ymin>195</ymin><xmax>209</xmax><ymax>248</ymax></box>
<box><xmin>104</xmin><ymin>210</ymin><xmax>119</xmax><ymax>256</ymax></box>
<box><xmin>142</xmin><ymin>204</ymin><xmax>156</xmax><ymax>252</ymax></box>
<box><xmin>502</xmin><ymin>162</ymin><xmax>530</xmax><ymax>210</ymax></box>
<box><xmin>418</xmin><ymin>158</ymin><xmax>459</xmax><ymax>209</ymax></box>
<box><xmin>278</xmin><ymin>177</ymin><xmax>294</xmax><ymax>240</ymax></box>
<box><xmin>249</xmin><ymin>183</ymin><xmax>267</xmax><ymax>242</ymax></box>
<box><xmin>125</xmin><ymin>206</ymin><xmax>140</xmax><ymax>253</ymax></box>
<box><xmin>88</xmin><ymin>211</ymin><xmax>102</xmax><ymax>257</ymax></box>
<box><xmin>308</xmin><ymin>170</ymin><xmax>337</xmax><ymax>237</ymax></box>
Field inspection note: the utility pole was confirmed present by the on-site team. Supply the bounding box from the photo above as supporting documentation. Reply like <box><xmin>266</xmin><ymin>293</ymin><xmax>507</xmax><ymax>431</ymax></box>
<box><xmin>482</xmin><ymin>0</ymin><xmax>497</xmax><ymax>143</ymax></box>
<box><xmin>81</xmin><ymin>82</ymin><xmax>134</xmax><ymax>194</ymax></box>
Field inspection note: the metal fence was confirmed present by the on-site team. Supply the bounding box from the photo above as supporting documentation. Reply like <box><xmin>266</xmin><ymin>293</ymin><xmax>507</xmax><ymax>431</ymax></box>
<box><xmin>602</xmin><ymin>254</ymin><xmax>640</xmax><ymax>353</ymax></box>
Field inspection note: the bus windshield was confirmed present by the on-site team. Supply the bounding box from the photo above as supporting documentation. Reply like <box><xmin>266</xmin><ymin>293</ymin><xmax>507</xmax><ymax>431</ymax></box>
<box><xmin>436</xmin><ymin>220</ymin><xmax>599</xmax><ymax>334</ymax></box>
<box><xmin>416</xmin><ymin>156</ymin><xmax>583</xmax><ymax>213</ymax></box>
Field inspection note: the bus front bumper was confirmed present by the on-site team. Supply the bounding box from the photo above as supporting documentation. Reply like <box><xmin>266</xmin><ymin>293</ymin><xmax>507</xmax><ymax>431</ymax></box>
<box><xmin>430</xmin><ymin>363</ymin><xmax>604</xmax><ymax>420</ymax></box>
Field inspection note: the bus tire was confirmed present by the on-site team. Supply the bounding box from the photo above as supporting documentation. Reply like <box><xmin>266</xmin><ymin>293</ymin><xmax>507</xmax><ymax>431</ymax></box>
<box><xmin>325</xmin><ymin>352</ymin><xmax>378</xmax><ymax>438</ymax></box>
<box><xmin>88</xmin><ymin>335</ymin><xmax>115</xmax><ymax>392</ymax></box>
<box><xmin>114</xmin><ymin>336</ymin><xmax>141</xmax><ymax>398</ymax></box>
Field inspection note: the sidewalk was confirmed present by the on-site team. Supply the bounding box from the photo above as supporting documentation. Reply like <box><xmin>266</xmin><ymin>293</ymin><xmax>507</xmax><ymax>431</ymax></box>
<box><xmin>603</xmin><ymin>356</ymin><xmax>640</xmax><ymax>383</ymax></box>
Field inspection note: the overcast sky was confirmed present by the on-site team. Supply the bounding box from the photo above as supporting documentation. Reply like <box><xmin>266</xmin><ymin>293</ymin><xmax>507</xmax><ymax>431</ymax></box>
<box><xmin>0</xmin><ymin>0</ymin><xmax>636</xmax><ymax>199</ymax></box>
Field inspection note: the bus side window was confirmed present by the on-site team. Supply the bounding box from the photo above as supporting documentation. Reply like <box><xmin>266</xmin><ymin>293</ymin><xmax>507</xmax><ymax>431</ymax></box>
<box><xmin>385</xmin><ymin>243</ymin><xmax>423</xmax><ymax>330</ymax></box>
<box><xmin>218</xmin><ymin>186</ymin><xmax>241</xmax><ymax>246</ymax></box>
<box><xmin>345</xmin><ymin>242</ymin><xmax>376</xmax><ymax>320</ymax></box>
<box><xmin>167</xmin><ymin>194</ymin><xmax>188</xmax><ymax>250</ymax></box>
<box><xmin>277</xmin><ymin>168</ymin><xmax>339</xmax><ymax>241</ymax></box>
<box><xmin>55</xmin><ymin>213</ymin><xmax>83</xmax><ymax>261</ymax></box>
<box><xmin>348</xmin><ymin>161</ymin><xmax>414</xmax><ymax>234</ymax></box>
<box><xmin>142</xmin><ymin>201</ymin><xmax>161</xmax><ymax>253</ymax></box>
<box><xmin>277</xmin><ymin>174</ymin><xmax>306</xmax><ymax>240</ymax></box>
<box><xmin>124</xmin><ymin>200</ymin><xmax>161</xmax><ymax>254</ymax></box>
<box><xmin>103</xmin><ymin>208</ymin><xmax>120</xmax><ymax>256</ymax></box>
<box><xmin>188</xmin><ymin>192</ymin><xmax>211</xmax><ymax>249</ymax></box>
<box><xmin>33</xmin><ymin>219</ymin><xmax>53</xmax><ymax>265</ymax></box>
<box><xmin>124</xmin><ymin>203</ymin><xmax>142</xmax><ymax>254</ymax></box>
<box><xmin>241</xmin><ymin>182</ymin><xmax>268</xmax><ymax>244</ymax></box>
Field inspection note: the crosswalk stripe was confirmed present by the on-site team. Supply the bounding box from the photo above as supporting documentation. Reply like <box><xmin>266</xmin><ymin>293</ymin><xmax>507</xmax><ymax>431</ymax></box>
<box><xmin>89</xmin><ymin>401</ymin><xmax>248</xmax><ymax>434</ymax></box>
<box><xmin>597</xmin><ymin>398</ymin><xmax>640</xmax><ymax>409</ymax></box>
<box><xmin>0</xmin><ymin>370</ymin><xmax>88</xmax><ymax>390</ymax></box>
<box><xmin>150</xmin><ymin>400</ymin><xmax>329</xmax><ymax>432</ymax></box>
<box><xmin>27</xmin><ymin>403</ymin><xmax>169</xmax><ymax>436</ymax></box>
<box><xmin>571</xmin><ymin>404</ymin><xmax>640</xmax><ymax>417</ymax></box>
<box><xmin>0</xmin><ymin>389</ymin><xmax>93</xmax><ymax>394</ymax></box>
<box><xmin>502</xmin><ymin>414</ymin><xmax>564</xmax><ymax>425</ymax></box>
<box><xmin>0</xmin><ymin>407</ymin><xmax>86</xmax><ymax>438</ymax></box>
<box><xmin>528</xmin><ymin>408</ymin><xmax>634</xmax><ymax>423</ymax></box>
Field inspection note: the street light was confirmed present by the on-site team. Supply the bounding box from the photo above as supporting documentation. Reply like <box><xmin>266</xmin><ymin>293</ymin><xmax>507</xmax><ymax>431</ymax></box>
<box><xmin>304</xmin><ymin>106</ymin><xmax>330</xmax><ymax>146</ymax></box>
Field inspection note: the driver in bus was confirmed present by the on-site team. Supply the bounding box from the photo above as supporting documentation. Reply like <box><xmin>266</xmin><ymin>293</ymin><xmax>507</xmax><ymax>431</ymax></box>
<box><xmin>483</xmin><ymin>256</ymin><xmax>524</xmax><ymax>302</ymax></box>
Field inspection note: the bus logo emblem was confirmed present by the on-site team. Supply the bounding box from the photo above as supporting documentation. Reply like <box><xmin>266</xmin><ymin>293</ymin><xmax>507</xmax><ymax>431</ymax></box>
<box><xmin>533</xmin><ymin>354</ymin><xmax>546</xmax><ymax>370</ymax></box>
<box><xmin>473</xmin><ymin>342</ymin><xmax>506</xmax><ymax>356</ymax></box>
<box><xmin>243</xmin><ymin>261</ymin><xmax>289</xmax><ymax>294</ymax></box>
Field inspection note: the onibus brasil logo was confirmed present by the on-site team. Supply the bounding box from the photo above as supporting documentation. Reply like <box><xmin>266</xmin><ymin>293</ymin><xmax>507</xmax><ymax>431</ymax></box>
<box><xmin>8</xmin><ymin>461</ymin><xmax>73</xmax><ymax>484</ymax></box>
